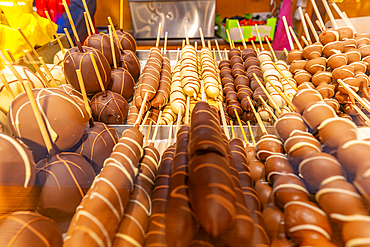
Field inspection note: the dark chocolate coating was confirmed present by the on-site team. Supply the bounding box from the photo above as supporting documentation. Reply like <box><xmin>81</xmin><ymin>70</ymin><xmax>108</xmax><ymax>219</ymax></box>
<box><xmin>228</xmin><ymin>48</ymin><xmax>241</xmax><ymax>60</ymax></box>
<box><xmin>115</xmin><ymin>30</ymin><xmax>137</xmax><ymax>53</ymax></box>
<box><xmin>234</xmin><ymin>75</ymin><xmax>250</xmax><ymax>89</ymax></box>
<box><xmin>230</xmin><ymin>55</ymin><xmax>243</xmax><ymax>68</ymax></box>
<box><xmin>242</xmin><ymin>48</ymin><xmax>257</xmax><ymax>61</ymax></box>
<box><xmin>84</xmin><ymin>33</ymin><xmax>120</xmax><ymax>67</ymax></box>
<box><xmin>72</xmin><ymin>122</ymin><xmax>119</xmax><ymax>174</ymax></box>
<box><xmin>108</xmin><ymin>67</ymin><xmax>135</xmax><ymax>102</ymax></box>
<box><xmin>244</xmin><ymin>57</ymin><xmax>260</xmax><ymax>70</ymax></box>
<box><xmin>90</xmin><ymin>90</ymin><xmax>129</xmax><ymax>124</ymax></box>
<box><xmin>232</xmin><ymin>63</ymin><xmax>246</xmax><ymax>77</ymax></box>
<box><xmin>247</xmin><ymin>65</ymin><xmax>263</xmax><ymax>80</ymax></box>
<box><xmin>220</xmin><ymin>67</ymin><xmax>232</xmax><ymax>78</ymax></box>
<box><xmin>0</xmin><ymin>133</ymin><xmax>37</xmax><ymax>214</ymax></box>
<box><xmin>0</xmin><ymin>211</ymin><xmax>63</xmax><ymax>247</ymax></box>
<box><xmin>8</xmin><ymin>88</ymin><xmax>86</xmax><ymax>162</ymax></box>
<box><xmin>120</xmin><ymin>50</ymin><xmax>141</xmax><ymax>81</ymax></box>
<box><xmin>36</xmin><ymin>152</ymin><xmax>95</xmax><ymax>222</ymax></box>
<box><xmin>253</xmin><ymin>87</ymin><xmax>267</xmax><ymax>105</ymax></box>
<box><xmin>64</xmin><ymin>46</ymin><xmax>111</xmax><ymax>95</ymax></box>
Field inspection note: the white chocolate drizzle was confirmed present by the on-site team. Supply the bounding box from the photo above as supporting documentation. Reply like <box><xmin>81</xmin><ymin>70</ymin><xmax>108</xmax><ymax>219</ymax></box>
<box><xmin>288</xmin><ymin>224</ymin><xmax>331</xmax><ymax>240</ymax></box>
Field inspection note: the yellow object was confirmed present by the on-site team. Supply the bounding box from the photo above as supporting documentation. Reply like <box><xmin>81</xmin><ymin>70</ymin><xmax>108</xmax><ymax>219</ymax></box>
<box><xmin>0</xmin><ymin>110</ymin><xmax>12</xmax><ymax>135</ymax></box>
<box><xmin>0</xmin><ymin>0</ymin><xmax>57</xmax><ymax>65</ymax></box>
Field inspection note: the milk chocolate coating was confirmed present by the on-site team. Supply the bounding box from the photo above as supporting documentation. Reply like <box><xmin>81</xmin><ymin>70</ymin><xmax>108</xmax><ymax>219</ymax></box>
<box><xmin>166</xmin><ymin>126</ymin><xmax>199</xmax><ymax>247</ymax></box>
<box><xmin>305</xmin><ymin>57</ymin><xmax>326</xmax><ymax>74</ymax></box>
<box><xmin>234</xmin><ymin>75</ymin><xmax>250</xmax><ymax>89</ymax></box>
<box><xmin>228</xmin><ymin>48</ymin><xmax>242</xmax><ymax>60</ymax></box>
<box><xmin>324</xmin><ymin>98</ymin><xmax>340</xmax><ymax>113</ymax></box>
<box><xmin>299</xmin><ymin>152</ymin><xmax>345</xmax><ymax>191</ymax></box>
<box><xmin>297</xmin><ymin>82</ymin><xmax>315</xmax><ymax>91</ymax></box>
<box><xmin>120</xmin><ymin>50</ymin><xmax>141</xmax><ymax>81</ymax></box>
<box><xmin>345</xmin><ymin>49</ymin><xmax>361</xmax><ymax>63</ymax></box>
<box><xmin>230</xmin><ymin>55</ymin><xmax>243</xmax><ymax>68</ymax></box>
<box><xmin>58</xmin><ymin>84</ymin><xmax>90</xmax><ymax>123</ymax></box>
<box><xmin>255</xmin><ymin>135</ymin><xmax>284</xmax><ymax>162</ymax></box>
<box><xmin>302</xmin><ymin>43</ymin><xmax>323</xmax><ymax>60</ymax></box>
<box><xmin>265</xmin><ymin>154</ymin><xmax>294</xmax><ymax>185</ymax></box>
<box><xmin>338</xmin><ymin>26</ymin><xmax>354</xmax><ymax>40</ymax></box>
<box><xmin>188</xmin><ymin>102</ymin><xmax>236</xmax><ymax>237</ymax></box>
<box><xmin>287</xmin><ymin>49</ymin><xmax>303</xmax><ymax>64</ymax></box>
<box><xmin>8</xmin><ymin>88</ymin><xmax>85</xmax><ymax>162</ymax></box>
<box><xmin>356</xmin><ymin>34</ymin><xmax>370</xmax><ymax>48</ymax></box>
<box><xmin>253</xmin><ymin>87</ymin><xmax>268</xmax><ymax>105</ymax></box>
<box><xmin>113</xmin><ymin>145</ymin><xmax>160</xmax><ymax>247</ymax></box>
<box><xmin>291</xmin><ymin>88</ymin><xmax>323</xmax><ymax>114</ymax></box>
<box><xmin>108</xmin><ymin>67</ymin><xmax>135</xmax><ymax>102</ymax></box>
<box><xmin>302</xmin><ymin>101</ymin><xmax>337</xmax><ymax>130</ymax></box>
<box><xmin>72</xmin><ymin>122</ymin><xmax>119</xmax><ymax>174</ymax></box>
<box><xmin>319</xmin><ymin>29</ymin><xmax>339</xmax><ymax>45</ymax></box>
<box><xmin>327</xmin><ymin>53</ymin><xmax>348</xmax><ymax>69</ymax></box>
<box><xmin>335</xmin><ymin>91</ymin><xmax>352</xmax><ymax>104</ymax></box>
<box><xmin>247</xmin><ymin>65</ymin><xmax>263</xmax><ymax>80</ymax></box>
<box><xmin>323</xmin><ymin>41</ymin><xmax>345</xmax><ymax>58</ymax></box>
<box><xmin>317</xmin><ymin>117</ymin><xmax>358</xmax><ymax>149</ymax></box>
<box><xmin>64</xmin><ymin>46</ymin><xmax>111</xmax><ymax>95</ymax></box>
<box><xmin>312</xmin><ymin>71</ymin><xmax>332</xmax><ymax>86</ymax></box>
<box><xmin>274</xmin><ymin>112</ymin><xmax>307</xmax><ymax>141</ymax></box>
<box><xmin>316</xmin><ymin>83</ymin><xmax>335</xmax><ymax>99</ymax></box>
<box><xmin>284</xmin><ymin>132</ymin><xmax>322</xmax><ymax>166</ymax></box>
<box><xmin>232</xmin><ymin>63</ymin><xmax>246</xmax><ymax>77</ymax></box>
<box><xmin>84</xmin><ymin>33</ymin><xmax>120</xmax><ymax>67</ymax></box>
<box><xmin>115</xmin><ymin>30</ymin><xmax>137</xmax><ymax>53</ymax></box>
<box><xmin>140</xmin><ymin>47</ymin><xmax>162</xmax><ymax>102</ymax></box>
<box><xmin>220</xmin><ymin>67</ymin><xmax>232</xmax><ymax>78</ymax></box>
<box><xmin>90</xmin><ymin>90</ymin><xmax>129</xmax><ymax>124</ymax></box>
<box><xmin>226</xmin><ymin>91</ymin><xmax>243</xmax><ymax>117</ymax></box>
<box><xmin>250</xmin><ymin>77</ymin><xmax>264</xmax><ymax>91</ymax></box>
<box><xmin>343</xmin><ymin>38</ymin><xmax>357</xmax><ymax>52</ymax></box>
<box><xmin>244</xmin><ymin>57</ymin><xmax>260</xmax><ymax>70</ymax></box>
<box><xmin>262</xmin><ymin>194</ymin><xmax>285</xmax><ymax>241</ymax></box>
<box><xmin>219</xmin><ymin>60</ymin><xmax>231</xmax><ymax>69</ymax></box>
<box><xmin>36</xmin><ymin>152</ymin><xmax>95</xmax><ymax>222</ymax></box>
<box><xmin>145</xmin><ymin>144</ymin><xmax>175</xmax><ymax>247</ymax></box>
<box><xmin>332</xmin><ymin>65</ymin><xmax>355</xmax><ymax>81</ymax></box>
<box><xmin>65</xmin><ymin>127</ymin><xmax>143</xmax><ymax>247</ymax></box>
<box><xmin>0</xmin><ymin>133</ymin><xmax>37</xmax><ymax>214</ymax></box>
<box><xmin>151</xmin><ymin>56</ymin><xmax>171</xmax><ymax>109</ymax></box>
<box><xmin>273</xmin><ymin>175</ymin><xmax>309</xmax><ymax>209</ymax></box>
<box><xmin>294</xmin><ymin>70</ymin><xmax>312</xmax><ymax>85</ymax></box>
<box><xmin>0</xmin><ymin>211</ymin><xmax>63</xmax><ymax>247</ymax></box>
<box><xmin>290</xmin><ymin>60</ymin><xmax>307</xmax><ymax>74</ymax></box>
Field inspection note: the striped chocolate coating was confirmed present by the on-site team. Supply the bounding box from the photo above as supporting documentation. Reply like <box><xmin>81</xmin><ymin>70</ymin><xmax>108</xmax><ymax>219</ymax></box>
<box><xmin>151</xmin><ymin>56</ymin><xmax>172</xmax><ymax>109</ymax></box>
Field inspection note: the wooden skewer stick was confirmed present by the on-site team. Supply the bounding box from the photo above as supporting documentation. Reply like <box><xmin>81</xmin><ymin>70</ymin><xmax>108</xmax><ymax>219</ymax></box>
<box><xmin>44</xmin><ymin>11</ymin><xmax>65</xmax><ymax>54</ymax></box>
<box><xmin>289</xmin><ymin>26</ymin><xmax>303</xmax><ymax>51</ymax></box>
<box><xmin>247</xmin><ymin>96</ymin><xmax>268</xmax><ymax>135</ymax></box>
<box><xmin>247</xmin><ymin>121</ymin><xmax>256</xmax><ymax>146</ymax></box>
<box><xmin>301</xmin><ymin>36</ymin><xmax>309</xmax><ymax>46</ymax></box>
<box><xmin>224</xmin><ymin>48</ymin><xmax>228</xmax><ymax>60</ymax></box>
<box><xmin>251</xmin><ymin>40</ymin><xmax>258</xmax><ymax>54</ymax></box>
<box><xmin>0</xmin><ymin>73</ymin><xmax>15</xmax><ymax>99</ymax></box>
<box><xmin>215</xmin><ymin>39</ymin><xmax>223</xmax><ymax>61</ymax></box>
<box><xmin>6</xmin><ymin>49</ymin><xmax>16</xmax><ymax>63</ymax></box>
<box><xmin>337</xmin><ymin>79</ymin><xmax>370</xmax><ymax>113</ymax></box>
<box><xmin>342</xmin><ymin>12</ymin><xmax>356</xmax><ymax>32</ymax></box>
<box><xmin>283</xmin><ymin>48</ymin><xmax>289</xmax><ymax>57</ymax></box>
<box><xmin>144</xmin><ymin>121</ymin><xmax>153</xmax><ymax>146</ymax></box>
<box><xmin>39</xmin><ymin>57</ymin><xmax>57</xmax><ymax>87</ymax></box>
<box><xmin>219</xmin><ymin>101</ymin><xmax>230</xmax><ymax>139</ymax></box>
<box><xmin>120</xmin><ymin>0</ymin><xmax>124</xmax><ymax>30</ymax></box>
<box><xmin>76</xmin><ymin>69</ymin><xmax>93</xmax><ymax>120</ymax></box>
<box><xmin>332</xmin><ymin>3</ymin><xmax>346</xmax><ymax>25</ymax></box>
<box><xmin>264</xmin><ymin>36</ymin><xmax>277</xmax><ymax>61</ymax></box>
<box><xmin>208</xmin><ymin>40</ymin><xmax>212</xmax><ymax>50</ymax></box>
<box><xmin>61</xmin><ymin>0</ymin><xmax>81</xmax><ymax>43</ymax></box>
<box><xmin>298</xmin><ymin>7</ymin><xmax>311</xmax><ymax>44</ymax></box>
<box><xmin>305</xmin><ymin>13</ymin><xmax>320</xmax><ymax>43</ymax></box>
<box><xmin>24</xmin><ymin>80</ymin><xmax>53</xmax><ymax>153</ymax></box>
<box><xmin>234</xmin><ymin>109</ymin><xmax>249</xmax><ymax>144</ymax></box>
<box><xmin>18</xmin><ymin>28</ymin><xmax>41</xmax><ymax>58</ymax></box>
<box><xmin>271</xmin><ymin>62</ymin><xmax>297</xmax><ymax>90</ymax></box>
<box><xmin>199</xmin><ymin>27</ymin><xmax>206</xmax><ymax>48</ymax></box>
<box><xmin>230</xmin><ymin>120</ymin><xmax>235</xmax><ymax>139</ymax></box>
<box><xmin>236</xmin><ymin>21</ymin><xmax>247</xmax><ymax>49</ymax></box>
<box><xmin>311</xmin><ymin>0</ymin><xmax>326</xmax><ymax>31</ymax></box>
<box><xmin>254</xmin><ymin>24</ymin><xmax>264</xmax><ymax>51</ymax></box>
<box><xmin>84</xmin><ymin>12</ymin><xmax>91</xmax><ymax>36</ymax></box>
<box><xmin>322</xmin><ymin>0</ymin><xmax>338</xmax><ymax>29</ymax></box>
<box><xmin>81</xmin><ymin>0</ymin><xmax>95</xmax><ymax>34</ymax></box>
<box><xmin>107</xmin><ymin>17</ymin><xmax>124</xmax><ymax>51</ymax></box>
<box><xmin>282</xmin><ymin>16</ymin><xmax>294</xmax><ymax>50</ymax></box>
<box><xmin>194</xmin><ymin>41</ymin><xmax>197</xmax><ymax>52</ymax></box>
<box><xmin>24</xmin><ymin>51</ymin><xmax>51</xmax><ymax>88</ymax></box>
<box><xmin>89</xmin><ymin>52</ymin><xmax>106</xmax><ymax>92</ymax></box>
<box><xmin>253</xmin><ymin>74</ymin><xmax>282</xmax><ymax>113</ymax></box>
<box><xmin>185</xmin><ymin>95</ymin><xmax>190</xmax><ymax>125</ymax></box>
<box><xmin>64</xmin><ymin>28</ymin><xmax>74</xmax><ymax>48</ymax></box>
<box><xmin>182</xmin><ymin>39</ymin><xmax>185</xmax><ymax>49</ymax></box>
<box><xmin>0</xmin><ymin>51</ymin><xmax>26</xmax><ymax>87</ymax></box>
<box><xmin>259</xmin><ymin>95</ymin><xmax>277</xmax><ymax>121</ymax></box>
<box><xmin>108</xmin><ymin>25</ymin><xmax>117</xmax><ymax>69</ymax></box>
<box><xmin>226</xmin><ymin>29</ymin><xmax>234</xmax><ymax>49</ymax></box>
<box><xmin>155</xmin><ymin>23</ymin><xmax>162</xmax><ymax>48</ymax></box>
<box><xmin>140</xmin><ymin>111</ymin><xmax>150</xmax><ymax>132</ymax></box>
<box><xmin>231</xmin><ymin>40</ymin><xmax>235</xmax><ymax>49</ymax></box>
<box><xmin>316</xmin><ymin>20</ymin><xmax>324</xmax><ymax>32</ymax></box>
<box><xmin>353</xmin><ymin>104</ymin><xmax>370</xmax><ymax>126</ymax></box>
<box><xmin>164</xmin><ymin>32</ymin><xmax>168</xmax><ymax>56</ymax></box>
<box><xmin>151</xmin><ymin>110</ymin><xmax>163</xmax><ymax>143</ymax></box>
<box><xmin>266</xmin><ymin>77</ymin><xmax>296</xmax><ymax>110</ymax></box>
<box><xmin>213</xmin><ymin>48</ymin><xmax>216</xmax><ymax>61</ymax></box>
<box><xmin>135</xmin><ymin>92</ymin><xmax>149</xmax><ymax>127</ymax></box>
<box><xmin>184</xmin><ymin>25</ymin><xmax>190</xmax><ymax>46</ymax></box>
<box><xmin>168</xmin><ymin>121</ymin><xmax>173</xmax><ymax>146</ymax></box>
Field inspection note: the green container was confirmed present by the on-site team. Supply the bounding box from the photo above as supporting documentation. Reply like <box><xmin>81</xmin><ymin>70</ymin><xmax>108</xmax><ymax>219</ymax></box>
<box><xmin>216</xmin><ymin>15</ymin><xmax>277</xmax><ymax>43</ymax></box>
